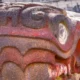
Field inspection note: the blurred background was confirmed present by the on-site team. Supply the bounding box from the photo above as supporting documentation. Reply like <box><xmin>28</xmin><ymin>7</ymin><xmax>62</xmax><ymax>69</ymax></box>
<box><xmin>0</xmin><ymin>0</ymin><xmax>80</xmax><ymax>13</ymax></box>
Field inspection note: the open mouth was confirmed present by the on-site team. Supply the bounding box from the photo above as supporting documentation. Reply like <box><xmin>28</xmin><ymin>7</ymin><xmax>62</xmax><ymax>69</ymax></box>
<box><xmin>0</xmin><ymin>36</ymin><xmax>70</xmax><ymax>80</ymax></box>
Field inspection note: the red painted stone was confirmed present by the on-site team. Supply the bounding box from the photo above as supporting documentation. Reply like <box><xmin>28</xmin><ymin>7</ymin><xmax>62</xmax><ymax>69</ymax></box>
<box><xmin>0</xmin><ymin>2</ymin><xmax>80</xmax><ymax>80</ymax></box>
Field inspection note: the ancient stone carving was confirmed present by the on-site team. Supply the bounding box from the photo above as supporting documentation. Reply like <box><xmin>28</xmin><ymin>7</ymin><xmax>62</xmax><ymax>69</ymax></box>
<box><xmin>0</xmin><ymin>2</ymin><xmax>80</xmax><ymax>80</ymax></box>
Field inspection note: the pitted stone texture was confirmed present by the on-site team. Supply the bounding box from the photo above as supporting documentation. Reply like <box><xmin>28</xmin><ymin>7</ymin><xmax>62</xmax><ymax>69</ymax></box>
<box><xmin>25</xmin><ymin>63</ymin><xmax>51</xmax><ymax>80</ymax></box>
<box><xmin>2</xmin><ymin>63</ymin><xmax>24</xmax><ymax>80</ymax></box>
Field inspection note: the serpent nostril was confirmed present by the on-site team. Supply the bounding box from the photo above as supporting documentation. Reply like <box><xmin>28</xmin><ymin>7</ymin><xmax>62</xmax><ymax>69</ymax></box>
<box><xmin>21</xmin><ymin>7</ymin><xmax>46</xmax><ymax>29</ymax></box>
<box><xmin>32</xmin><ymin>11</ymin><xmax>45</xmax><ymax>20</ymax></box>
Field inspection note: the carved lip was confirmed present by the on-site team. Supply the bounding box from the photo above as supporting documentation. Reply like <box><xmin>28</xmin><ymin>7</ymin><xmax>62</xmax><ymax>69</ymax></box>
<box><xmin>0</xmin><ymin>36</ymin><xmax>77</xmax><ymax>59</ymax></box>
<box><xmin>0</xmin><ymin>47</ymin><xmax>55</xmax><ymax>70</ymax></box>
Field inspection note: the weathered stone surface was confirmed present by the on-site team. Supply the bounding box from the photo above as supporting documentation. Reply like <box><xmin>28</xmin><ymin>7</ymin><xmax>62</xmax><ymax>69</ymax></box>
<box><xmin>0</xmin><ymin>2</ymin><xmax>80</xmax><ymax>80</ymax></box>
<box><xmin>25</xmin><ymin>63</ymin><xmax>51</xmax><ymax>80</ymax></box>
<box><xmin>2</xmin><ymin>63</ymin><xmax>24</xmax><ymax>80</ymax></box>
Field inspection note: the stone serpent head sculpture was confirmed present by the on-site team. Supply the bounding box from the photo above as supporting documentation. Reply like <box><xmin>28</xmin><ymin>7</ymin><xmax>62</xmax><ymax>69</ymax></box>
<box><xmin>0</xmin><ymin>2</ymin><xmax>80</xmax><ymax>80</ymax></box>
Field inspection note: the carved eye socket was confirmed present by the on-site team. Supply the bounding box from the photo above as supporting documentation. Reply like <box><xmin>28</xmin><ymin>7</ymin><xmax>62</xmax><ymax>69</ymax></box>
<box><xmin>49</xmin><ymin>14</ymin><xmax>70</xmax><ymax>45</ymax></box>
<box><xmin>58</xmin><ymin>23</ymin><xmax>69</xmax><ymax>44</ymax></box>
<box><xmin>32</xmin><ymin>11</ymin><xmax>45</xmax><ymax>20</ymax></box>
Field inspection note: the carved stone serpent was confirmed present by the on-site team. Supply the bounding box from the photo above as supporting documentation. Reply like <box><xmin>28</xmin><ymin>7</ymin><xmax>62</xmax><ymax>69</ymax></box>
<box><xmin>0</xmin><ymin>2</ymin><xmax>80</xmax><ymax>80</ymax></box>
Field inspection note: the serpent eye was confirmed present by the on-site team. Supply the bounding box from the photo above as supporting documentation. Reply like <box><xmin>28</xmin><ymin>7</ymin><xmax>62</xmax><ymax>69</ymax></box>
<box><xmin>49</xmin><ymin>14</ymin><xmax>70</xmax><ymax>45</ymax></box>
<box><xmin>58</xmin><ymin>23</ymin><xmax>69</xmax><ymax>44</ymax></box>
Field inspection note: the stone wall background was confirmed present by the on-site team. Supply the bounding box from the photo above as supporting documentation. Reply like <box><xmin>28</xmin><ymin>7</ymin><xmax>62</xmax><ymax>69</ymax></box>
<box><xmin>1</xmin><ymin>0</ymin><xmax>80</xmax><ymax>12</ymax></box>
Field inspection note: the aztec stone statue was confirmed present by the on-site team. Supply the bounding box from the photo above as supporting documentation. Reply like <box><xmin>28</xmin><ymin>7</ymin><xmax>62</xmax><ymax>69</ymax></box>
<box><xmin>0</xmin><ymin>2</ymin><xmax>80</xmax><ymax>80</ymax></box>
